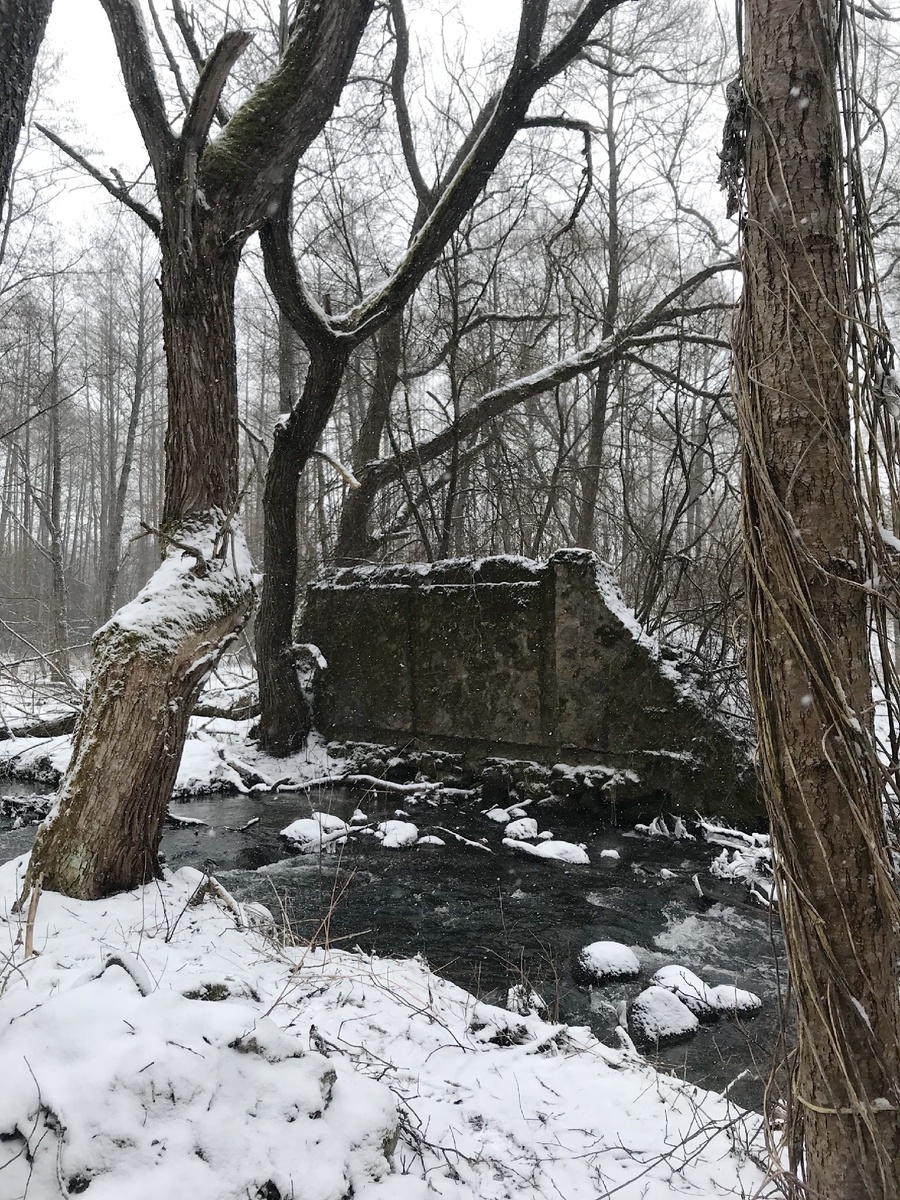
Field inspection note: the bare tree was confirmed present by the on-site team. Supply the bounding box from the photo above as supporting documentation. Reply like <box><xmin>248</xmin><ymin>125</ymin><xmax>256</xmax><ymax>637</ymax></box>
<box><xmin>255</xmin><ymin>0</ymin><xmax>634</xmax><ymax>754</ymax></box>
<box><xmin>25</xmin><ymin>0</ymin><xmax>375</xmax><ymax>900</ymax></box>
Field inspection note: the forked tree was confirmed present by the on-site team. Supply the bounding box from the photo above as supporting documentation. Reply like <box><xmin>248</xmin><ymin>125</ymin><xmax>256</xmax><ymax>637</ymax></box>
<box><xmin>734</xmin><ymin>0</ymin><xmax>900</xmax><ymax>1190</ymax></box>
<box><xmin>25</xmin><ymin>0</ymin><xmax>374</xmax><ymax>899</ymax></box>
<box><xmin>256</xmin><ymin>0</ymin><xmax>651</xmax><ymax>753</ymax></box>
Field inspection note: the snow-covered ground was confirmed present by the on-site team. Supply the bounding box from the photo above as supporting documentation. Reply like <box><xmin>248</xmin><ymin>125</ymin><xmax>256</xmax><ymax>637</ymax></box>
<box><xmin>0</xmin><ymin>661</ymin><xmax>777</xmax><ymax>1198</ymax></box>
<box><xmin>0</xmin><ymin>854</ymin><xmax>771</xmax><ymax>1200</ymax></box>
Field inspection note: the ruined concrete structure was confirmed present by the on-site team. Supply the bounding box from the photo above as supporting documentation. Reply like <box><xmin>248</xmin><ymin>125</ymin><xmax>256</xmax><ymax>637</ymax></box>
<box><xmin>298</xmin><ymin>550</ymin><xmax>758</xmax><ymax>820</ymax></box>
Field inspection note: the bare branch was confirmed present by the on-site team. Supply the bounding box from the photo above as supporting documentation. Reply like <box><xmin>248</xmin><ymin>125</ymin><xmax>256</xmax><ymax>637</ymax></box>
<box><xmin>260</xmin><ymin>188</ymin><xmax>338</xmax><ymax>350</ymax></box>
<box><xmin>171</xmin><ymin>0</ymin><xmax>205</xmax><ymax>71</ymax></box>
<box><xmin>0</xmin><ymin>381</ymin><xmax>86</xmax><ymax>441</ymax></box>
<box><xmin>329</xmin><ymin>0</ymin><xmax>622</xmax><ymax>341</ymax></box>
<box><xmin>34</xmin><ymin>123</ymin><xmax>161</xmax><ymax>234</ymax></box>
<box><xmin>388</xmin><ymin>0</ymin><xmax>432</xmax><ymax>209</ymax></box>
<box><xmin>170</xmin><ymin>0</ymin><xmax>233</xmax><ymax>128</ymax></box>
<box><xmin>199</xmin><ymin>0</ymin><xmax>376</xmax><ymax>224</ymax></box>
<box><xmin>534</xmin><ymin>0</ymin><xmax>620</xmax><ymax>85</ymax></box>
<box><xmin>147</xmin><ymin>0</ymin><xmax>192</xmax><ymax>112</ymax></box>
<box><xmin>523</xmin><ymin>116</ymin><xmax>595</xmax><ymax>237</ymax></box>
<box><xmin>181</xmin><ymin>30</ymin><xmax>252</xmax><ymax>161</ymax></box>
<box><xmin>363</xmin><ymin>262</ymin><xmax>738</xmax><ymax>491</ymax></box>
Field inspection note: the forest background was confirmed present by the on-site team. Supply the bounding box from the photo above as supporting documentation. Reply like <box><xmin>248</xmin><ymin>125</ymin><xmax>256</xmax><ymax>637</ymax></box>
<box><xmin>0</xmin><ymin>0</ymin><xmax>816</xmax><ymax>708</ymax></box>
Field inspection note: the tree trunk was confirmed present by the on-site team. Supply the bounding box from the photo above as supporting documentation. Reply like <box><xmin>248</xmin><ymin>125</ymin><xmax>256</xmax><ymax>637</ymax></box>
<box><xmin>27</xmin><ymin>234</ymin><xmax>255</xmax><ymax>898</ymax></box>
<box><xmin>160</xmin><ymin>231</ymin><xmax>241</xmax><ymax>525</ymax></box>
<box><xmin>255</xmin><ymin>348</ymin><xmax>348</xmax><ymax>755</ymax></box>
<box><xmin>100</xmin><ymin>239</ymin><xmax>151</xmax><ymax>622</ymax></box>
<box><xmin>334</xmin><ymin>312</ymin><xmax>403</xmax><ymax>564</ymax></box>
<box><xmin>25</xmin><ymin>526</ymin><xmax>254</xmax><ymax>898</ymax></box>
<box><xmin>0</xmin><ymin>0</ymin><xmax>52</xmax><ymax>223</ymax></box>
<box><xmin>22</xmin><ymin>0</ymin><xmax>374</xmax><ymax>898</ymax></box>
<box><xmin>575</xmin><ymin>26</ymin><xmax>620</xmax><ymax>549</ymax></box>
<box><xmin>47</xmin><ymin>356</ymin><xmax>69</xmax><ymax>677</ymax></box>
<box><xmin>735</xmin><ymin>0</ymin><xmax>900</xmax><ymax>1191</ymax></box>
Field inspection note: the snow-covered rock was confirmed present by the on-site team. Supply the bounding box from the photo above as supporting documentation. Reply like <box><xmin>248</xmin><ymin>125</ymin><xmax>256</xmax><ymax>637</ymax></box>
<box><xmin>280</xmin><ymin>811</ymin><xmax>349</xmax><ymax>851</ymax></box>
<box><xmin>504</xmin><ymin>817</ymin><xmax>538</xmax><ymax>840</ymax></box>
<box><xmin>503</xmin><ymin>838</ymin><xmax>589</xmax><ymax>865</ymax></box>
<box><xmin>651</xmin><ymin>965</ymin><xmax>762</xmax><ymax>1018</ymax></box>
<box><xmin>650</xmin><ymin>965</ymin><xmax>715</xmax><ymax>1019</ymax></box>
<box><xmin>416</xmin><ymin>835</ymin><xmax>445</xmax><ymax>847</ymax></box>
<box><xmin>484</xmin><ymin>806</ymin><xmax>511</xmax><ymax>823</ymax></box>
<box><xmin>630</xmin><ymin>986</ymin><xmax>699</xmax><ymax>1045</ymax></box>
<box><xmin>574</xmin><ymin>941</ymin><xmax>641</xmax><ymax>985</ymax></box>
<box><xmin>376</xmin><ymin>820</ymin><xmax>418</xmax><ymax>848</ymax></box>
<box><xmin>707</xmin><ymin>983</ymin><xmax>762</xmax><ymax>1015</ymax></box>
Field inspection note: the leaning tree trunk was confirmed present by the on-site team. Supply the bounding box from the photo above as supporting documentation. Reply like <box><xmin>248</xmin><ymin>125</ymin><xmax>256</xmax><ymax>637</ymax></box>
<box><xmin>22</xmin><ymin>0</ymin><xmax>374</xmax><ymax>900</ymax></box>
<box><xmin>24</xmin><ymin>527</ymin><xmax>254</xmax><ymax>897</ymax></box>
<box><xmin>27</xmin><ymin>232</ymin><xmax>256</xmax><ymax>898</ymax></box>
<box><xmin>735</xmin><ymin>0</ymin><xmax>900</xmax><ymax>1191</ymax></box>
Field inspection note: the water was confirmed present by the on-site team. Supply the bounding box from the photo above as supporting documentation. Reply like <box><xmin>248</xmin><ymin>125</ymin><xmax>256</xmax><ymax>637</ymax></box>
<box><xmin>0</xmin><ymin>781</ymin><xmax>784</xmax><ymax>1110</ymax></box>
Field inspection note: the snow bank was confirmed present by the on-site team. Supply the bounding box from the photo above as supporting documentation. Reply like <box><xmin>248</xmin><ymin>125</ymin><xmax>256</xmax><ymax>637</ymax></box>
<box><xmin>0</xmin><ymin>855</ymin><xmax>766</xmax><ymax>1199</ymax></box>
<box><xmin>0</xmin><ymin>860</ymin><xmax>396</xmax><ymax>1200</ymax></box>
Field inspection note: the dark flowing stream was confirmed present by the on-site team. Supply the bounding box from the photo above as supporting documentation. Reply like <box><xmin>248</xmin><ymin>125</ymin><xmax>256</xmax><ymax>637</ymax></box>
<box><xmin>1</xmin><ymin>781</ymin><xmax>783</xmax><ymax>1111</ymax></box>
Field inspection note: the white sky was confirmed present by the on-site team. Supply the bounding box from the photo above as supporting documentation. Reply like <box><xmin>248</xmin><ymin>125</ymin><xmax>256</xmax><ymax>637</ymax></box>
<box><xmin>36</xmin><ymin>0</ymin><xmax>525</xmax><ymax>225</ymax></box>
<box><xmin>44</xmin><ymin>0</ymin><xmax>143</xmax><ymax>167</ymax></box>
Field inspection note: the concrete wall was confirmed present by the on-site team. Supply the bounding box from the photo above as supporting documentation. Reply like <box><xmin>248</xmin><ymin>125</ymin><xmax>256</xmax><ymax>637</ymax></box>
<box><xmin>298</xmin><ymin>550</ymin><xmax>758</xmax><ymax>818</ymax></box>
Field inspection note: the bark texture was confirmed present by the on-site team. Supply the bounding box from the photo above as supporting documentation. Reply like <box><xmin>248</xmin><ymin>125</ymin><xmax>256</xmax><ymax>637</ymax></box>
<box><xmin>28</xmin><ymin>528</ymin><xmax>255</xmax><ymax>898</ymax></box>
<box><xmin>736</xmin><ymin>0</ymin><xmax>900</xmax><ymax>1191</ymax></box>
<box><xmin>0</xmin><ymin>0</ymin><xmax>52</xmax><ymax>221</ymax></box>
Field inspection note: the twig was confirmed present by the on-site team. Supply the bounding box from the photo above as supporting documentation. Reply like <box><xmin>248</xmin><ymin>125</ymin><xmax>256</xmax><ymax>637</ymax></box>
<box><xmin>24</xmin><ymin>878</ymin><xmax>41</xmax><ymax>959</ymax></box>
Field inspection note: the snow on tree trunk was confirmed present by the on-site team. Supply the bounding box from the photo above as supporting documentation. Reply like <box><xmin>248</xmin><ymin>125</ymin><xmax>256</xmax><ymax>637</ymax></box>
<box><xmin>27</xmin><ymin>517</ymin><xmax>255</xmax><ymax>899</ymax></box>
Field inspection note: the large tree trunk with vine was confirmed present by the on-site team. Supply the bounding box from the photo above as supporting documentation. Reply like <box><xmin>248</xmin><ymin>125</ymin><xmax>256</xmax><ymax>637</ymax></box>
<box><xmin>735</xmin><ymin>0</ymin><xmax>900</xmax><ymax>1191</ymax></box>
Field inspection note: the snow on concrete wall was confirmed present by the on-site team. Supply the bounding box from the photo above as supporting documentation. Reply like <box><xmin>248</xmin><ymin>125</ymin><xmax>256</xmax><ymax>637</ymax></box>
<box><xmin>298</xmin><ymin>549</ymin><xmax>758</xmax><ymax>819</ymax></box>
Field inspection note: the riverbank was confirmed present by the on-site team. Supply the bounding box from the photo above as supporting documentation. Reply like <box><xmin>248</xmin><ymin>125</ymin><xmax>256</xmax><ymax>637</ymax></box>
<box><xmin>0</xmin><ymin>851</ymin><xmax>771</xmax><ymax>1199</ymax></box>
